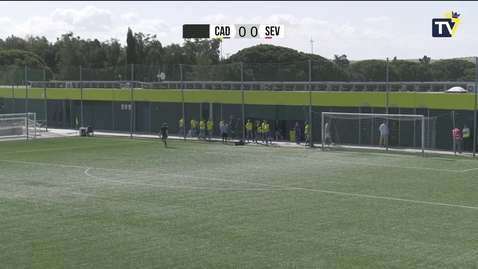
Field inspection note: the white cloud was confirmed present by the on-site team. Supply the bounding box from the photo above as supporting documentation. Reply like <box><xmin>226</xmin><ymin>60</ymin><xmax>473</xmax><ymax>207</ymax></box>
<box><xmin>121</xmin><ymin>12</ymin><xmax>139</xmax><ymax>22</ymax></box>
<box><xmin>126</xmin><ymin>18</ymin><xmax>170</xmax><ymax>34</ymax></box>
<box><xmin>0</xmin><ymin>5</ymin><xmax>117</xmax><ymax>41</ymax></box>
<box><xmin>50</xmin><ymin>5</ymin><xmax>114</xmax><ymax>32</ymax></box>
<box><xmin>0</xmin><ymin>16</ymin><xmax>13</xmax><ymax>28</ymax></box>
<box><xmin>10</xmin><ymin>16</ymin><xmax>72</xmax><ymax>38</ymax></box>
<box><xmin>226</xmin><ymin>14</ymin><xmax>397</xmax><ymax>58</ymax></box>
<box><xmin>234</xmin><ymin>15</ymin><xmax>262</xmax><ymax>24</ymax></box>
<box><xmin>364</xmin><ymin>16</ymin><xmax>390</xmax><ymax>23</ymax></box>
<box><xmin>265</xmin><ymin>14</ymin><xmax>300</xmax><ymax>26</ymax></box>
<box><xmin>203</xmin><ymin>14</ymin><xmax>227</xmax><ymax>23</ymax></box>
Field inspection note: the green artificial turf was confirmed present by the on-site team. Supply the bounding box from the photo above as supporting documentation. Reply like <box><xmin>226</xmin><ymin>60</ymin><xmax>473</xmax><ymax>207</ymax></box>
<box><xmin>1</xmin><ymin>136</ymin><xmax>478</xmax><ymax>269</ymax></box>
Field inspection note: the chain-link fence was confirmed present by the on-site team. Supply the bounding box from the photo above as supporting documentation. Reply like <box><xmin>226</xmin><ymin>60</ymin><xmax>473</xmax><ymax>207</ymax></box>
<box><xmin>0</xmin><ymin>59</ymin><xmax>477</xmax><ymax>155</ymax></box>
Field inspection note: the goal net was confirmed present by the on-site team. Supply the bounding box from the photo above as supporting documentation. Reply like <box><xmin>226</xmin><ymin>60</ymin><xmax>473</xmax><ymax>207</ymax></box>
<box><xmin>319</xmin><ymin>112</ymin><xmax>438</xmax><ymax>157</ymax></box>
<box><xmin>0</xmin><ymin>113</ymin><xmax>38</xmax><ymax>140</ymax></box>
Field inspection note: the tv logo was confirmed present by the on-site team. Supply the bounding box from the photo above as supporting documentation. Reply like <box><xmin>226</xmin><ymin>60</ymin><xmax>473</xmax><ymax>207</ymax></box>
<box><xmin>432</xmin><ymin>12</ymin><xmax>461</xmax><ymax>37</ymax></box>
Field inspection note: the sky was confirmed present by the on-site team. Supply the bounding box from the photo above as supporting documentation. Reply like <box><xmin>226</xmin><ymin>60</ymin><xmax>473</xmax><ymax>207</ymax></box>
<box><xmin>0</xmin><ymin>1</ymin><xmax>477</xmax><ymax>60</ymax></box>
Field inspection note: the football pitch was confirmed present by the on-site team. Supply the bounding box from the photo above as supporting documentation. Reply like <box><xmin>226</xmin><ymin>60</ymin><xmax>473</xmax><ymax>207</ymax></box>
<box><xmin>1</xmin><ymin>136</ymin><xmax>478</xmax><ymax>268</ymax></box>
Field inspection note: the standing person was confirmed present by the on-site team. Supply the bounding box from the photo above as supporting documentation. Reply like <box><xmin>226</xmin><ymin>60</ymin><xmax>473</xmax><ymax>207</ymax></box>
<box><xmin>229</xmin><ymin>115</ymin><xmax>236</xmax><ymax>141</ymax></box>
<box><xmin>324</xmin><ymin>120</ymin><xmax>332</xmax><ymax>148</ymax></box>
<box><xmin>221</xmin><ymin>122</ymin><xmax>229</xmax><ymax>145</ymax></box>
<box><xmin>199</xmin><ymin>118</ymin><xmax>206</xmax><ymax>140</ymax></box>
<box><xmin>390</xmin><ymin>121</ymin><xmax>398</xmax><ymax>146</ymax></box>
<box><xmin>159</xmin><ymin>123</ymin><xmax>169</xmax><ymax>147</ymax></box>
<box><xmin>245</xmin><ymin>119</ymin><xmax>253</xmax><ymax>142</ymax></box>
<box><xmin>453</xmin><ymin>124</ymin><xmax>462</xmax><ymax>155</ymax></box>
<box><xmin>207</xmin><ymin>118</ymin><xmax>214</xmax><ymax>141</ymax></box>
<box><xmin>294</xmin><ymin>122</ymin><xmax>301</xmax><ymax>145</ymax></box>
<box><xmin>53</xmin><ymin>108</ymin><xmax>57</xmax><ymax>127</ymax></box>
<box><xmin>263</xmin><ymin>120</ymin><xmax>272</xmax><ymax>145</ymax></box>
<box><xmin>178</xmin><ymin>118</ymin><xmax>185</xmax><ymax>137</ymax></box>
<box><xmin>255</xmin><ymin>120</ymin><xmax>262</xmax><ymax>144</ymax></box>
<box><xmin>462</xmin><ymin>124</ymin><xmax>470</xmax><ymax>152</ymax></box>
<box><xmin>379</xmin><ymin>120</ymin><xmax>388</xmax><ymax>148</ymax></box>
<box><xmin>237</xmin><ymin>117</ymin><xmax>242</xmax><ymax>139</ymax></box>
<box><xmin>261</xmin><ymin>120</ymin><xmax>266</xmax><ymax>143</ymax></box>
<box><xmin>59</xmin><ymin>109</ymin><xmax>63</xmax><ymax>127</ymax></box>
<box><xmin>190</xmin><ymin>118</ymin><xmax>197</xmax><ymax>137</ymax></box>
<box><xmin>304</xmin><ymin>121</ymin><xmax>310</xmax><ymax>146</ymax></box>
<box><xmin>275</xmin><ymin>120</ymin><xmax>284</xmax><ymax>140</ymax></box>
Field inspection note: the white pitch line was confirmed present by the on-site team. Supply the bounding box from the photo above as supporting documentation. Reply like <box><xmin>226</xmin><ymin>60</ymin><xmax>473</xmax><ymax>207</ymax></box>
<box><xmin>84</xmin><ymin>168</ymin><xmax>478</xmax><ymax>210</ymax></box>
<box><xmin>270</xmin><ymin>185</ymin><xmax>478</xmax><ymax>210</ymax></box>
<box><xmin>0</xmin><ymin>159</ymin><xmax>95</xmax><ymax>169</ymax></box>
<box><xmin>203</xmin><ymin>151</ymin><xmax>464</xmax><ymax>173</ymax></box>
<box><xmin>0</xmin><ymin>159</ymin><xmax>298</xmax><ymax>188</ymax></box>
<box><xmin>0</xmin><ymin>141</ymin><xmax>147</xmax><ymax>155</ymax></box>
<box><xmin>1</xmin><ymin>158</ymin><xmax>476</xmax><ymax>210</ymax></box>
<box><xmin>0</xmin><ymin>155</ymin><xmax>474</xmax><ymax>177</ymax></box>
<box><xmin>84</xmin><ymin>168</ymin><xmax>287</xmax><ymax>191</ymax></box>
<box><xmin>460</xmin><ymin>167</ymin><xmax>478</xmax><ymax>172</ymax></box>
<box><xmin>63</xmin><ymin>191</ymin><xmax>97</xmax><ymax>197</ymax></box>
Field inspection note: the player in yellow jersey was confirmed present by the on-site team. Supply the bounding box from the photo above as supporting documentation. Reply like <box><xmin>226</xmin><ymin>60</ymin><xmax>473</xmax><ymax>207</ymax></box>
<box><xmin>207</xmin><ymin>118</ymin><xmax>214</xmax><ymax>140</ymax></box>
<box><xmin>245</xmin><ymin>119</ymin><xmax>253</xmax><ymax>142</ymax></box>
<box><xmin>178</xmin><ymin>118</ymin><xmax>185</xmax><ymax>137</ymax></box>
<box><xmin>263</xmin><ymin>120</ymin><xmax>272</xmax><ymax>145</ymax></box>
<box><xmin>261</xmin><ymin>120</ymin><xmax>266</xmax><ymax>143</ymax></box>
<box><xmin>190</xmin><ymin>118</ymin><xmax>197</xmax><ymax>137</ymax></box>
<box><xmin>219</xmin><ymin>119</ymin><xmax>224</xmax><ymax>134</ymax></box>
<box><xmin>304</xmin><ymin>121</ymin><xmax>310</xmax><ymax>146</ymax></box>
<box><xmin>199</xmin><ymin>118</ymin><xmax>206</xmax><ymax>140</ymax></box>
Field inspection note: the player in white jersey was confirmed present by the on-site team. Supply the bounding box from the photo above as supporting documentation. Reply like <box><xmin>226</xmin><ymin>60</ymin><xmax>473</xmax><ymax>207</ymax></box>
<box><xmin>324</xmin><ymin>121</ymin><xmax>331</xmax><ymax>148</ymax></box>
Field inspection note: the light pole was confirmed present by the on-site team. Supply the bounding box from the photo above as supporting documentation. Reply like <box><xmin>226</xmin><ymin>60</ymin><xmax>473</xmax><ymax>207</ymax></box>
<box><xmin>310</xmin><ymin>37</ymin><xmax>314</xmax><ymax>54</ymax></box>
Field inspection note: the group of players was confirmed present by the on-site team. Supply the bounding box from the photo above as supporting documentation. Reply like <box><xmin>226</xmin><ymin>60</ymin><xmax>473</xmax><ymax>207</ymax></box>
<box><xmin>158</xmin><ymin>115</ymin><xmax>315</xmax><ymax>147</ymax></box>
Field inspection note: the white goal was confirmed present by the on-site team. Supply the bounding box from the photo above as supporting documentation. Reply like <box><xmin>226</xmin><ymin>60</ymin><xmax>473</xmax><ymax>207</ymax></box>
<box><xmin>0</xmin><ymin>113</ymin><xmax>38</xmax><ymax>140</ymax></box>
<box><xmin>320</xmin><ymin>112</ymin><xmax>438</xmax><ymax>157</ymax></box>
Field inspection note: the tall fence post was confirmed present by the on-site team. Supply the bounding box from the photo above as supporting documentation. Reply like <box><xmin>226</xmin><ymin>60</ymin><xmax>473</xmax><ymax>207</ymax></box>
<box><xmin>180</xmin><ymin>64</ymin><xmax>186</xmax><ymax>141</ymax></box>
<box><xmin>25</xmin><ymin>66</ymin><xmax>29</xmax><ymax>140</ymax></box>
<box><xmin>452</xmin><ymin>111</ymin><xmax>456</xmax><ymax>154</ymax></box>
<box><xmin>308</xmin><ymin>59</ymin><xmax>313</xmax><ymax>147</ymax></box>
<box><xmin>112</xmin><ymin>77</ymin><xmax>115</xmax><ymax>130</ymax></box>
<box><xmin>43</xmin><ymin>69</ymin><xmax>48</xmax><ymax>131</ymax></box>
<box><xmin>386</xmin><ymin>58</ymin><xmax>390</xmax><ymax>151</ymax></box>
<box><xmin>473</xmin><ymin>57</ymin><xmax>478</xmax><ymax>158</ymax></box>
<box><xmin>11</xmin><ymin>67</ymin><xmax>15</xmax><ymax>113</ymax></box>
<box><xmin>130</xmin><ymin>64</ymin><xmax>134</xmax><ymax>138</ymax></box>
<box><xmin>80</xmin><ymin>65</ymin><xmax>84</xmax><ymax>127</ymax></box>
<box><xmin>241</xmin><ymin>63</ymin><xmax>245</xmax><ymax>141</ymax></box>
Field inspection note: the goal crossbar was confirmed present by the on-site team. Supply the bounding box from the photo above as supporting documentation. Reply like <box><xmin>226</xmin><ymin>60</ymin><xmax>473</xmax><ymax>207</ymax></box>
<box><xmin>321</xmin><ymin>112</ymin><xmax>426</xmax><ymax>157</ymax></box>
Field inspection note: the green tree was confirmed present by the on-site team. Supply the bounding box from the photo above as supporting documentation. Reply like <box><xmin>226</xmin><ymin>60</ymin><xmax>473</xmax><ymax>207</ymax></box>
<box><xmin>126</xmin><ymin>28</ymin><xmax>137</xmax><ymax>66</ymax></box>
<box><xmin>419</xmin><ymin>55</ymin><xmax>431</xmax><ymax>65</ymax></box>
<box><xmin>430</xmin><ymin>59</ymin><xmax>475</xmax><ymax>81</ymax></box>
<box><xmin>333</xmin><ymin>54</ymin><xmax>350</xmax><ymax>68</ymax></box>
<box><xmin>227</xmin><ymin>44</ymin><xmax>348</xmax><ymax>81</ymax></box>
<box><xmin>0</xmin><ymin>49</ymin><xmax>54</xmax><ymax>84</ymax></box>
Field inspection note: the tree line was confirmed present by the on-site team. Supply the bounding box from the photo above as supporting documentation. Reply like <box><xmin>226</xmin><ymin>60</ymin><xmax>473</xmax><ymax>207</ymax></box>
<box><xmin>0</xmin><ymin>29</ymin><xmax>475</xmax><ymax>83</ymax></box>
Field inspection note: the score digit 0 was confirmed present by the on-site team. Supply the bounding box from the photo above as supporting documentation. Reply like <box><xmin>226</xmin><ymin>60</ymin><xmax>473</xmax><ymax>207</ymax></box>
<box><xmin>237</xmin><ymin>25</ymin><xmax>259</xmax><ymax>38</ymax></box>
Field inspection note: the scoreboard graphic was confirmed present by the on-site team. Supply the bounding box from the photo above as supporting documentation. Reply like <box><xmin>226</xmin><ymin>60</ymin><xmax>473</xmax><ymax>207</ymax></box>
<box><xmin>183</xmin><ymin>24</ymin><xmax>285</xmax><ymax>39</ymax></box>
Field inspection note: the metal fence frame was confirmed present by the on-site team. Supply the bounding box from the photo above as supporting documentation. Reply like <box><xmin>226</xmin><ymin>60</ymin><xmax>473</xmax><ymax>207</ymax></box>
<box><xmin>1</xmin><ymin>59</ymin><xmax>477</xmax><ymax>156</ymax></box>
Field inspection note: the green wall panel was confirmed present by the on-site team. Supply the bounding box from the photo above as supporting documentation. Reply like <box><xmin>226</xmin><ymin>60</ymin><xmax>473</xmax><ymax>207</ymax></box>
<box><xmin>1</xmin><ymin>88</ymin><xmax>476</xmax><ymax>110</ymax></box>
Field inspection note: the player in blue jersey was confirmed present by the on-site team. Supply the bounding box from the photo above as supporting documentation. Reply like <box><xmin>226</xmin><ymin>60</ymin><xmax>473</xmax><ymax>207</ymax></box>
<box><xmin>294</xmin><ymin>122</ymin><xmax>301</xmax><ymax>145</ymax></box>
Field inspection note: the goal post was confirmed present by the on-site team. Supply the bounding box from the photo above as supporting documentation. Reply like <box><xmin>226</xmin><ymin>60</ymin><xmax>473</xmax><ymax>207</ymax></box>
<box><xmin>0</xmin><ymin>112</ymin><xmax>37</xmax><ymax>140</ymax></box>
<box><xmin>320</xmin><ymin>112</ymin><xmax>436</xmax><ymax>157</ymax></box>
